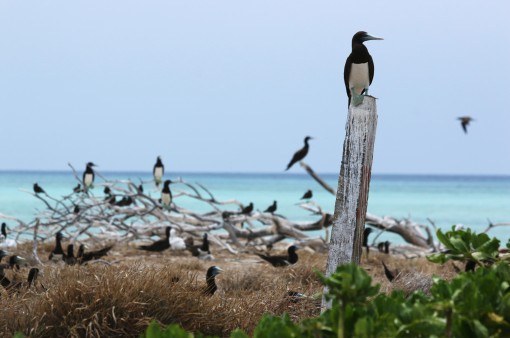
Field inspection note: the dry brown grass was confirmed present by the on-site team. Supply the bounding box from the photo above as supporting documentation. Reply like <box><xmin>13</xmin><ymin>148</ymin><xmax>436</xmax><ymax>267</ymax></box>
<box><xmin>0</xmin><ymin>243</ymin><xmax>457</xmax><ymax>337</ymax></box>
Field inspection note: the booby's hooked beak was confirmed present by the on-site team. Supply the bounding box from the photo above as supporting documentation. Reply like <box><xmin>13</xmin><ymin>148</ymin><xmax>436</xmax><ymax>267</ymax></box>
<box><xmin>363</xmin><ymin>34</ymin><xmax>383</xmax><ymax>42</ymax></box>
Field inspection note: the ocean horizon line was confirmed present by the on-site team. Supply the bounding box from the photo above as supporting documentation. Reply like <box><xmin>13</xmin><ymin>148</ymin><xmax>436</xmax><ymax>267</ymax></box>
<box><xmin>0</xmin><ymin>169</ymin><xmax>508</xmax><ymax>179</ymax></box>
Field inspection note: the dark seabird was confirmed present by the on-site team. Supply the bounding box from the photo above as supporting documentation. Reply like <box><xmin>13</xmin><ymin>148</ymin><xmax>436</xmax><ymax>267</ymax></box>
<box><xmin>1</xmin><ymin>222</ymin><xmax>17</xmax><ymax>248</ymax></box>
<box><xmin>458</xmin><ymin>116</ymin><xmax>474</xmax><ymax>134</ymax></box>
<box><xmin>137</xmin><ymin>184</ymin><xmax>144</xmax><ymax>194</ymax></box>
<box><xmin>203</xmin><ymin>266</ymin><xmax>223</xmax><ymax>296</ymax></box>
<box><xmin>77</xmin><ymin>243</ymin><xmax>114</xmax><ymax>264</ymax></box>
<box><xmin>73</xmin><ymin>205</ymin><xmax>80</xmax><ymax>214</ymax></box>
<box><xmin>285</xmin><ymin>136</ymin><xmax>313</xmax><ymax>171</ymax></box>
<box><xmin>377</xmin><ymin>241</ymin><xmax>390</xmax><ymax>254</ymax></box>
<box><xmin>73</xmin><ymin>183</ymin><xmax>82</xmax><ymax>193</ymax></box>
<box><xmin>104</xmin><ymin>186</ymin><xmax>111</xmax><ymax>195</ymax></box>
<box><xmin>9</xmin><ymin>255</ymin><xmax>25</xmax><ymax>270</ymax></box>
<box><xmin>363</xmin><ymin>227</ymin><xmax>373</xmax><ymax>256</ymax></box>
<box><xmin>27</xmin><ymin>267</ymin><xmax>39</xmax><ymax>288</ymax></box>
<box><xmin>300</xmin><ymin>189</ymin><xmax>313</xmax><ymax>200</ymax></box>
<box><xmin>83</xmin><ymin>162</ymin><xmax>97</xmax><ymax>188</ymax></box>
<box><xmin>138</xmin><ymin>226</ymin><xmax>171</xmax><ymax>252</ymax></box>
<box><xmin>264</xmin><ymin>201</ymin><xmax>277</xmax><ymax>214</ymax></box>
<box><xmin>256</xmin><ymin>245</ymin><xmax>299</xmax><ymax>267</ymax></box>
<box><xmin>465</xmin><ymin>260</ymin><xmax>477</xmax><ymax>272</ymax></box>
<box><xmin>33</xmin><ymin>183</ymin><xmax>45</xmax><ymax>194</ymax></box>
<box><xmin>64</xmin><ymin>244</ymin><xmax>76</xmax><ymax>265</ymax></box>
<box><xmin>49</xmin><ymin>232</ymin><xmax>66</xmax><ymax>261</ymax></box>
<box><xmin>153</xmin><ymin>156</ymin><xmax>165</xmax><ymax>187</ymax></box>
<box><xmin>0</xmin><ymin>250</ymin><xmax>8</xmax><ymax>261</ymax></box>
<box><xmin>186</xmin><ymin>233</ymin><xmax>210</xmax><ymax>257</ymax></box>
<box><xmin>161</xmin><ymin>180</ymin><xmax>173</xmax><ymax>208</ymax></box>
<box><xmin>382</xmin><ymin>261</ymin><xmax>395</xmax><ymax>282</ymax></box>
<box><xmin>240</xmin><ymin>202</ymin><xmax>254</xmax><ymax>215</ymax></box>
<box><xmin>344</xmin><ymin>31</ymin><xmax>383</xmax><ymax>107</ymax></box>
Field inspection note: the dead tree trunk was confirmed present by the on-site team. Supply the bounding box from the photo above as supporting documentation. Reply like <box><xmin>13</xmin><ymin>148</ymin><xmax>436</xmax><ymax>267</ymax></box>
<box><xmin>323</xmin><ymin>96</ymin><xmax>378</xmax><ymax>309</ymax></box>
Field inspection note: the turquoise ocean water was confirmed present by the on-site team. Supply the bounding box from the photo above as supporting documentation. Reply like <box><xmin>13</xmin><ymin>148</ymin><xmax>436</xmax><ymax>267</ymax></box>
<box><xmin>0</xmin><ymin>171</ymin><xmax>508</xmax><ymax>244</ymax></box>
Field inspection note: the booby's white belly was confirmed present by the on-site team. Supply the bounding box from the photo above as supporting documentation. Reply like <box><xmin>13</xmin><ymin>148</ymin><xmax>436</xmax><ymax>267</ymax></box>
<box><xmin>154</xmin><ymin>167</ymin><xmax>163</xmax><ymax>180</ymax></box>
<box><xmin>349</xmin><ymin>62</ymin><xmax>370</xmax><ymax>95</ymax></box>
<box><xmin>84</xmin><ymin>173</ymin><xmax>94</xmax><ymax>186</ymax></box>
<box><xmin>162</xmin><ymin>193</ymin><xmax>171</xmax><ymax>206</ymax></box>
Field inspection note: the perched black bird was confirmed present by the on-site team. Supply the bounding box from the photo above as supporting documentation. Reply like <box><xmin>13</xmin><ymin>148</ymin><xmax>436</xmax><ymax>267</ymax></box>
<box><xmin>186</xmin><ymin>233</ymin><xmax>210</xmax><ymax>257</ymax></box>
<box><xmin>0</xmin><ymin>250</ymin><xmax>8</xmax><ymax>261</ymax></box>
<box><xmin>138</xmin><ymin>226</ymin><xmax>171</xmax><ymax>252</ymax></box>
<box><xmin>285</xmin><ymin>136</ymin><xmax>313</xmax><ymax>171</ymax></box>
<box><xmin>104</xmin><ymin>186</ymin><xmax>111</xmax><ymax>195</ymax></box>
<box><xmin>264</xmin><ymin>201</ymin><xmax>277</xmax><ymax>214</ymax></box>
<box><xmin>27</xmin><ymin>267</ymin><xmax>39</xmax><ymax>288</ymax></box>
<box><xmin>153</xmin><ymin>156</ymin><xmax>165</xmax><ymax>187</ymax></box>
<box><xmin>77</xmin><ymin>243</ymin><xmax>114</xmax><ymax>264</ymax></box>
<box><xmin>0</xmin><ymin>266</ymin><xmax>40</xmax><ymax>291</ymax></box>
<box><xmin>49</xmin><ymin>232</ymin><xmax>66</xmax><ymax>261</ymax></box>
<box><xmin>73</xmin><ymin>183</ymin><xmax>82</xmax><ymax>193</ymax></box>
<box><xmin>377</xmin><ymin>241</ymin><xmax>391</xmax><ymax>254</ymax></box>
<box><xmin>64</xmin><ymin>244</ymin><xmax>76</xmax><ymax>265</ymax></box>
<box><xmin>240</xmin><ymin>202</ymin><xmax>254</xmax><ymax>215</ymax></box>
<box><xmin>344</xmin><ymin>31</ymin><xmax>383</xmax><ymax>107</ymax></box>
<box><xmin>9</xmin><ymin>255</ymin><xmax>25</xmax><ymax>270</ymax></box>
<box><xmin>382</xmin><ymin>261</ymin><xmax>395</xmax><ymax>282</ymax></box>
<box><xmin>363</xmin><ymin>227</ymin><xmax>373</xmax><ymax>256</ymax></box>
<box><xmin>300</xmin><ymin>189</ymin><xmax>313</xmax><ymax>200</ymax></box>
<box><xmin>161</xmin><ymin>180</ymin><xmax>173</xmax><ymax>208</ymax></box>
<box><xmin>137</xmin><ymin>184</ymin><xmax>144</xmax><ymax>194</ymax></box>
<box><xmin>203</xmin><ymin>266</ymin><xmax>223</xmax><ymax>296</ymax></box>
<box><xmin>83</xmin><ymin>162</ymin><xmax>97</xmax><ymax>188</ymax></box>
<box><xmin>256</xmin><ymin>245</ymin><xmax>299</xmax><ymax>267</ymax></box>
<box><xmin>458</xmin><ymin>116</ymin><xmax>474</xmax><ymax>134</ymax></box>
<box><xmin>115</xmin><ymin>196</ymin><xmax>133</xmax><ymax>207</ymax></box>
<box><xmin>33</xmin><ymin>183</ymin><xmax>45</xmax><ymax>194</ymax></box>
<box><xmin>73</xmin><ymin>205</ymin><xmax>80</xmax><ymax>214</ymax></box>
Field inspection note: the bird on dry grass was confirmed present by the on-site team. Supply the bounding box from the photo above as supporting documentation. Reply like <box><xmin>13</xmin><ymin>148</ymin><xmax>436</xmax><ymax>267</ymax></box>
<box><xmin>285</xmin><ymin>136</ymin><xmax>313</xmax><ymax>171</ymax></box>
<box><xmin>203</xmin><ymin>266</ymin><xmax>223</xmax><ymax>296</ymax></box>
<box><xmin>256</xmin><ymin>245</ymin><xmax>299</xmax><ymax>267</ymax></box>
<box><xmin>458</xmin><ymin>116</ymin><xmax>474</xmax><ymax>134</ymax></box>
<box><xmin>382</xmin><ymin>261</ymin><xmax>395</xmax><ymax>282</ymax></box>
<box><xmin>77</xmin><ymin>244</ymin><xmax>113</xmax><ymax>264</ymax></box>
<box><xmin>186</xmin><ymin>233</ymin><xmax>210</xmax><ymax>257</ymax></box>
<box><xmin>363</xmin><ymin>227</ymin><xmax>373</xmax><ymax>256</ymax></box>
<box><xmin>138</xmin><ymin>226</ymin><xmax>171</xmax><ymax>252</ymax></box>
<box><xmin>0</xmin><ymin>266</ymin><xmax>40</xmax><ymax>291</ymax></box>
<box><xmin>64</xmin><ymin>244</ymin><xmax>77</xmax><ymax>265</ymax></box>
<box><xmin>48</xmin><ymin>232</ymin><xmax>65</xmax><ymax>261</ymax></box>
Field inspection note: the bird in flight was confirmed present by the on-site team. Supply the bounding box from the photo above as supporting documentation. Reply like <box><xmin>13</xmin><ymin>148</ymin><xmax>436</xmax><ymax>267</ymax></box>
<box><xmin>457</xmin><ymin>116</ymin><xmax>474</xmax><ymax>134</ymax></box>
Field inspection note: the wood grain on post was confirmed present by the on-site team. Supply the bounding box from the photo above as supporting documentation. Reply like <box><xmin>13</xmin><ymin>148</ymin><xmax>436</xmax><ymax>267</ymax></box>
<box><xmin>322</xmin><ymin>96</ymin><xmax>378</xmax><ymax>309</ymax></box>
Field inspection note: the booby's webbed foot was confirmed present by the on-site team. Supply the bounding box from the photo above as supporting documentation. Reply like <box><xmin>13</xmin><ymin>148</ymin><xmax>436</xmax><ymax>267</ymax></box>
<box><xmin>351</xmin><ymin>94</ymin><xmax>365</xmax><ymax>106</ymax></box>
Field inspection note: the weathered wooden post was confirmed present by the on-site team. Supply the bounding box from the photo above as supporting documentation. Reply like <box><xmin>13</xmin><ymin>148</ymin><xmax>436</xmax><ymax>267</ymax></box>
<box><xmin>322</xmin><ymin>96</ymin><xmax>378</xmax><ymax>309</ymax></box>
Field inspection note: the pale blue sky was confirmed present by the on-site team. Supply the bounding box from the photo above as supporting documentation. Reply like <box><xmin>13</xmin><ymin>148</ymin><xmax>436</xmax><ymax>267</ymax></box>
<box><xmin>0</xmin><ymin>1</ymin><xmax>509</xmax><ymax>174</ymax></box>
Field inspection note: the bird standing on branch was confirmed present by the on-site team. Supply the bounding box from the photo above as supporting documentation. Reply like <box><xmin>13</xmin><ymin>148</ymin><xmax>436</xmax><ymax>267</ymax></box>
<box><xmin>458</xmin><ymin>116</ymin><xmax>474</xmax><ymax>134</ymax></box>
<box><xmin>153</xmin><ymin>156</ymin><xmax>164</xmax><ymax>187</ymax></box>
<box><xmin>344</xmin><ymin>31</ymin><xmax>383</xmax><ymax>107</ymax></box>
<box><xmin>300</xmin><ymin>189</ymin><xmax>313</xmax><ymax>200</ymax></box>
<box><xmin>161</xmin><ymin>179</ymin><xmax>173</xmax><ymax>209</ymax></box>
<box><xmin>83</xmin><ymin>162</ymin><xmax>97</xmax><ymax>189</ymax></box>
<box><xmin>264</xmin><ymin>200</ymin><xmax>277</xmax><ymax>214</ymax></box>
<box><xmin>285</xmin><ymin>136</ymin><xmax>313</xmax><ymax>171</ymax></box>
<box><xmin>33</xmin><ymin>183</ymin><xmax>45</xmax><ymax>194</ymax></box>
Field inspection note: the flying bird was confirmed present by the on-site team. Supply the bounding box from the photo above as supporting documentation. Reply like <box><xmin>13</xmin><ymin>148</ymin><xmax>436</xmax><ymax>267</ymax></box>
<box><xmin>264</xmin><ymin>201</ymin><xmax>277</xmax><ymax>214</ymax></box>
<box><xmin>285</xmin><ymin>136</ymin><xmax>313</xmax><ymax>171</ymax></box>
<box><xmin>256</xmin><ymin>245</ymin><xmax>299</xmax><ymax>267</ymax></box>
<box><xmin>344</xmin><ymin>31</ymin><xmax>383</xmax><ymax>107</ymax></box>
<box><xmin>83</xmin><ymin>162</ymin><xmax>97</xmax><ymax>189</ymax></box>
<box><xmin>300</xmin><ymin>190</ymin><xmax>313</xmax><ymax>200</ymax></box>
<box><xmin>458</xmin><ymin>116</ymin><xmax>474</xmax><ymax>134</ymax></box>
<box><xmin>153</xmin><ymin>156</ymin><xmax>164</xmax><ymax>187</ymax></box>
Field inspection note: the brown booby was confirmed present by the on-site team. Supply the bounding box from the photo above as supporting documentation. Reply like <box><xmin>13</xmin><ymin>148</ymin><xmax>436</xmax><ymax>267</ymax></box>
<box><xmin>285</xmin><ymin>136</ymin><xmax>313</xmax><ymax>171</ymax></box>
